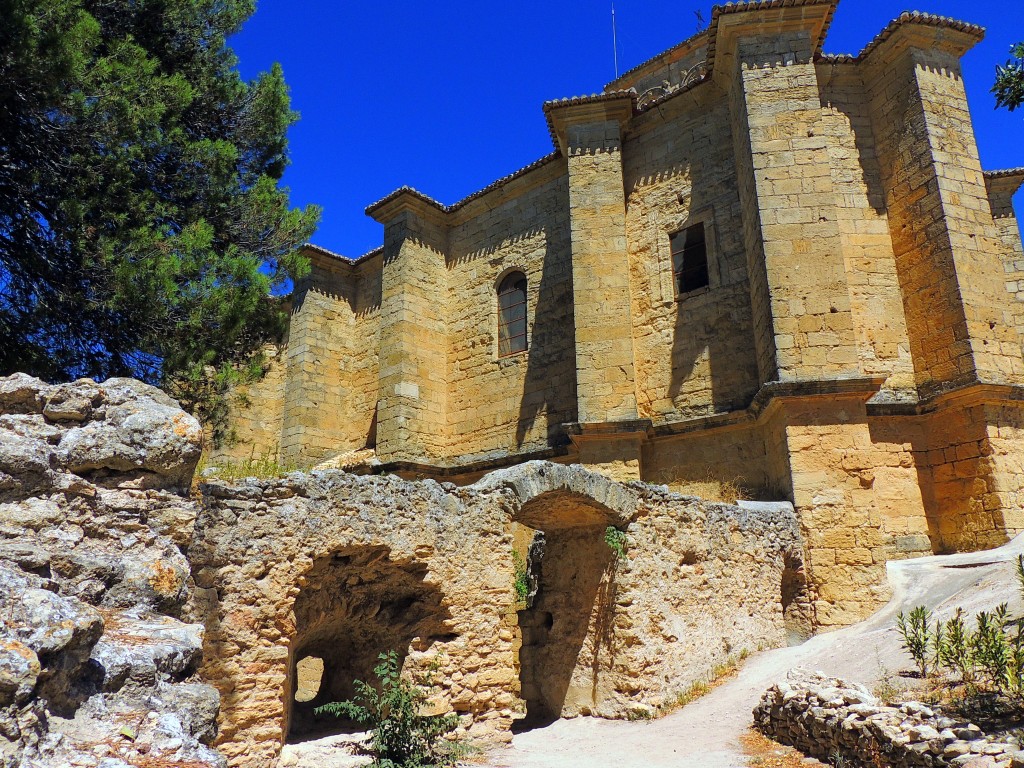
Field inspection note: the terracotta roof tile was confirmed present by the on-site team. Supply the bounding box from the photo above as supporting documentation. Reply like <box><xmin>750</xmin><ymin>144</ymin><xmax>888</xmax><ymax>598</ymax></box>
<box><xmin>706</xmin><ymin>0</ymin><xmax>838</xmax><ymax>73</ymax></box>
<box><xmin>982</xmin><ymin>167</ymin><xmax>1024</xmax><ymax>180</ymax></box>
<box><xmin>302</xmin><ymin>243</ymin><xmax>381</xmax><ymax>266</ymax></box>
<box><xmin>856</xmin><ymin>11</ymin><xmax>984</xmax><ymax>61</ymax></box>
<box><xmin>361</xmin><ymin>153</ymin><xmax>564</xmax><ymax>227</ymax></box>
<box><xmin>542</xmin><ymin>90</ymin><xmax>637</xmax><ymax>147</ymax></box>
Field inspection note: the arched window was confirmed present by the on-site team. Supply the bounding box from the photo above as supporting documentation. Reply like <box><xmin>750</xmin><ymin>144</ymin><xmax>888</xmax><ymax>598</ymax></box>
<box><xmin>497</xmin><ymin>272</ymin><xmax>528</xmax><ymax>356</ymax></box>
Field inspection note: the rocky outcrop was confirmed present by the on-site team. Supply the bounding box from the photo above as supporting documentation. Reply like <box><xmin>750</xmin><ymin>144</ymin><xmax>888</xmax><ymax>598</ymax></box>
<box><xmin>754</xmin><ymin>670</ymin><xmax>1024</xmax><ymax>767</ymax></box>
<box><xmin>0</xmin><ymin>374</ymin><xmax>224</xmax><ymax>768</ymax></box>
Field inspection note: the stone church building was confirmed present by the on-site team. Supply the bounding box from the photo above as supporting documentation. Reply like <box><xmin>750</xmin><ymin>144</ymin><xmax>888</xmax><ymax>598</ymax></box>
<box><xmin>218</xmin><ymin>0</ymin><xmax>1024</xmax><ymax>625</ymax></box>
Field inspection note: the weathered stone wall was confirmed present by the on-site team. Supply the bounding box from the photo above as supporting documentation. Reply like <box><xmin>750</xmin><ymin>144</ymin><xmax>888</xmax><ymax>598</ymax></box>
<box><xmin>755</xmin><ymin>671</ymin><xmax>1024</xmax><ymax>768</ymax></box>
<box><xmin>817</xmin><ymin>62</ymin><xmax>916</xmax><ymax>390</ymax></box>
<box><xmin>624</xmin><ymin>83</ymin><xmax>761</xmax><ymax>422</ymax></box>
<box><xmin>187</xmin><ymin>461</ymin><xmax>804</xmax><ymax>767</ymax></box>
<box><xmin>211</xmin><ymin>1</ymin><xmax>1024</xmax><ymax>631</ymax></box>
<box><xmin>212</xmin><ymin>345</ymin><xmax>287</xmax><ymax>463</ymax></box>
<box><xmin>729</xmin><ymin>29</ymin><xmax>862</xmax><ymax>382</ymax></box>
<box><xmin>210</xmin><ymin>249</ymin><xmax>382</xmax><ymax>467</ymax></box>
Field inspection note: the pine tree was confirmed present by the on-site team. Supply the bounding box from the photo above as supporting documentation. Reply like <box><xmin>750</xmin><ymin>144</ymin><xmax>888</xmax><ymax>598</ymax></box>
<box><xmin>0</xmin><ymin>0</ymin><xmax>319</xmax><ymax>438</ymax></box>
<box><xmin>994</xmin><ymin>42</ymin><xmax>1024</xmax><ymax>111</ymax></box>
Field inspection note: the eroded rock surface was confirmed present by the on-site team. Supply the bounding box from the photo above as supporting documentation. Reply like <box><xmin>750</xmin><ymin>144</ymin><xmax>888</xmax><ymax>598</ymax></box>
<box><xmin>0</xmin><ymin>374</ymin><xmax>224</xmax><ymax>768</ymax></box>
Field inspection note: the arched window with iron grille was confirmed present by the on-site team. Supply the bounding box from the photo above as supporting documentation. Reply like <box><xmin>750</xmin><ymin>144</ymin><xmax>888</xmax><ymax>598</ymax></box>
<box><xmin>497</xmin><ymin>272</ymin><xmax>528</xmax><ymax>356</ymax></box>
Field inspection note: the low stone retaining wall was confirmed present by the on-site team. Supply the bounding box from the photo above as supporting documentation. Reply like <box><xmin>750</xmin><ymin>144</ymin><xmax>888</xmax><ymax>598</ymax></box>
<box><xmin>754</xmin><ymin>671</ymin><xmax>1024</xmax><ymax>768</ymax></box>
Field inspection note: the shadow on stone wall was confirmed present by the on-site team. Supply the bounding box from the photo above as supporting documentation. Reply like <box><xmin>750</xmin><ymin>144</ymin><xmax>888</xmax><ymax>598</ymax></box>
<box><xmin>286</xmin><ymin>546</ymin><xmax>454</xmax><ymax>740</ymax></box>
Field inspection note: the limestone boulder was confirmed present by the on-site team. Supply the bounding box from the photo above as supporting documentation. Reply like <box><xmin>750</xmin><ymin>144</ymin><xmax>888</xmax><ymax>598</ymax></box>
<box><xmin>0</xmin><ymin>373</ymin><xmax>226</xmax><ymax>767</ymax></box>
<box><xmin>57</xmin><ymin>394</ymin><xmax>202</xmax><ymax>489</ymax></box>
<box><xmin>0</xmin><ymin>431</ymin><xmax>54</xmax><ymax>501</ymax></box>
<box><xmin>90</xmin><ymin>612</ymin><xmax>204</xmax><ymax>693</ymax></box>
<box><xmin>0</xmin><ymin>639</ymin><xmax>40</xmax><ymax>706</ymax></box>
<box><xmin>0</xmin><ymin>564</ymin><xmax>103</xmax><ymax>661</ymax></box>
<box><xmin>0</xmin><ymin>373</ymin><xmax>47</xmax><ymax>414</ymax></box>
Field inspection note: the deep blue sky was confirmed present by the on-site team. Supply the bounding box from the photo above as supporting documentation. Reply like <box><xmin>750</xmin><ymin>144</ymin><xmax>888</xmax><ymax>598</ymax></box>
<box><xmin>231</xmin><ymin>0</ymin><xmax>1024</xmax><ymax>257</ymax></box>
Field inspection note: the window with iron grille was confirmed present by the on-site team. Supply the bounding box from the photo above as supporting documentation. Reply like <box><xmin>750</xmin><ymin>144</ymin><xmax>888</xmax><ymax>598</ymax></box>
<box><xmin>497</xmin><ymin>272</ymin><xmax>528</xmax><ymax>356</ymax></box>
<box><xmin>671</xmin><ymin>222</ymin><xmax>709</xmax><ymax>295</ymax></box>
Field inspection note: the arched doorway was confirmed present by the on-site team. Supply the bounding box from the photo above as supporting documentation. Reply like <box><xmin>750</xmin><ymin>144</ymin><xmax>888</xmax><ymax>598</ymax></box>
<box><xmin>512</xmin><ymin>490</ymin><xmax>620</xmax><ymax>729</ymax></box>
<box><xmin>285</xmin><ymin>546</ymin><xmax>454</xmax><ymax>741</ymax></box>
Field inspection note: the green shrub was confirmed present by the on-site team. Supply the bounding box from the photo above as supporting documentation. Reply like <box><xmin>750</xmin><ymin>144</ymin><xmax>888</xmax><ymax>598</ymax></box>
<box><xmin>973</xmin><ymin>605</ymin><xmax>1011</xmax><ymax>689</ymax></box>
<box><xmin>941</xmin><ymin>608</ymin><xmax>974</xmax><ymax>685</ymax></box>
<box><xmin>898</xmin><ymin>583</ymin><xmax>1024</xmax><ymax>702</ymax></box>
<box><xmin>604</xmin><ymin>526</ymin><xmax>628</xmax><ymax>561</ymax></box>
<box><xmin>1016</xmin><ymin>554</ymin><xmax>1024</xmax><ymax>602</ymax></box>
<box><xmin>896</xmin><ymin>606</ymin><xmax>932</xmax><ymax>677</ymax></box>
<box><xmin>512</xmin><ymin>549</ymin><xmax>530</xmax><ymax>606</ymax></box>
<box><xmin>314</xmin><ymin>650</ymin><xmax>464</xmax><ymax>768</ymax></box>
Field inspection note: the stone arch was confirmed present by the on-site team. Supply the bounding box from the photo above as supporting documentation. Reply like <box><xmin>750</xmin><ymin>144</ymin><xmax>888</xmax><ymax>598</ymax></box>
<box><xmin>472</xmin><ymin>462</ymin><xmax>641</xmax><ymax>728</ymax></box>
<box><xmin>471</xmin><ymin>461</ymin><xmax>641</xmax><ymax>529</ymax></box>
<box><xmin>285</xmin><ymin>545</ymin><xmax>455</xmax><ymax>741</ymax></box>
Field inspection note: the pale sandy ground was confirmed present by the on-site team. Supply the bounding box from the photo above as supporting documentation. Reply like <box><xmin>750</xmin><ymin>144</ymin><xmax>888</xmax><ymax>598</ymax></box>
<box><xmin>281</xmin><ymin>534</ymin><xmax>1024</xmax><ymax>768</ymax></box>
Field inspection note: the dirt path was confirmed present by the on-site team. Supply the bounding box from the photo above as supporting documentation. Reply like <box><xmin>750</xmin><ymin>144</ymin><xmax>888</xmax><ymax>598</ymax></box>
<box><xmin>480</xmin><ymin>534</ymin><xmax>1024</xmax><ymax>768</ymax></box>
<box><xmin>280</xmin><ymin>535</ymin><xmax>1024</xmax><ymax>768</ymax></box>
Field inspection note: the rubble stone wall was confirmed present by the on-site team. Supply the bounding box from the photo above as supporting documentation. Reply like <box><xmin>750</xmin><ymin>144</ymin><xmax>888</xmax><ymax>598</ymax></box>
<box><xmin>755</xmin><ymin>671</ymin><xmax>1024</xmax><ymax>768</ymax></box>
<box><xmin>188</xmin><ymin>460</ymin><xmax>805</xmax><ymax>768</ymax></box>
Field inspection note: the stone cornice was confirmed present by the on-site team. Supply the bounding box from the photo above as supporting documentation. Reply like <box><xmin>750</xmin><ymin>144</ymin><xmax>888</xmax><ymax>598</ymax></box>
<box><xmin>649</xmin><ymin>376</ymin><xmax>887</xmax><ymax>439</ymax></box>
<box><xmin>542</xmin><ymin>91</ymin><xmax>637</xmax><ymax>155</ymax></box>
<box><xmin>985</xmin><ymin>168</ymin><xmax>1024</xmax><ymax>196</ymax></box>
<box><xmin>364</xmin><ymin>186</ymin><xmax>449</xmax><ymax>226</ymax></box>
<box><xmin>300</xmin><ymin>243</ymin><xmax>382</xmax><ymax>270</ymax></box>
<box><xmin>857</xmin><ymin>11</ymin><xmax>984</xmax><ymax>66</ymax></box>
<box><xmin>707</xmin><ymin>0</ymin><xmax>837</xmax><ymax>82</ymax></box>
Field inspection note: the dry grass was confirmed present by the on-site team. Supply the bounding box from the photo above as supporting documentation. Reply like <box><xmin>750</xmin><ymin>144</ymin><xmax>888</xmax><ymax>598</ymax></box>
<box><xmin>741</xmin><ymin>730</ymin><xmax>823</xmax><ymax>767</ymax></box>
<box><xmin>194</xmin><ymin>450</ymin><xmax>309</xmax><ymax>485</ymax></box>
<box><xmin>664</xmin><ymin>477</ymin><xmax>749</xmax><ymax>504</ymax></box>
<box><xmin>657</xmin><ymin>649</ymin><xmax>750</xmax><ymax>716</ymax></box>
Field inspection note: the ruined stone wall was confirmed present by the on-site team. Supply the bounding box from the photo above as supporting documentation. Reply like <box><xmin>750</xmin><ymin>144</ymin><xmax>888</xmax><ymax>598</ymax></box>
<box><xmin>623</xmin><ymin>86</ymin><xmax>761</xmax><ymax>422</ymax></box>
<box><xmin>445</xmin><ymin>169</ymin><xmax>577</xmax><ymax>461</ymax></box>
<box><xmin>188</xmin><ymin>462</ymin><xmax>803</xmax><ymax>768</ymax></box>
<box><xmin>755</xmin><ymin>670</ymin><xmax>1024</xmax><ymax>768</ymax></box>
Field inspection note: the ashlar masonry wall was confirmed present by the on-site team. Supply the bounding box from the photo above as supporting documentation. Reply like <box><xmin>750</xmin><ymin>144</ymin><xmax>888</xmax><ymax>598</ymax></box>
<box><xmin>445</xmin><ymin>168</ymin><xmax>578</xmax><ymax>462</ymax></box>
<box><xmin>211</xmin><ymin>0</ymin><xmax>1024</xmax><ymax>635</ymax></box>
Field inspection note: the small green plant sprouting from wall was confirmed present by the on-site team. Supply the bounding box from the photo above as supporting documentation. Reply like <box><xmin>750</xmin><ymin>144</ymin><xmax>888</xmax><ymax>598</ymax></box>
<box><xmin>512</xmin><ymin>549</ymin><xmax>530</xmax><ymax>606</ymax></box>
<box><xmin>314</xmin><ymin>649</ymin><xmax>466</xmax><ymax>767</ymax></box>
<box><xmin>604</xmin><ymin>526</ymin><xmax>628</xmax><ymax>561</ymax></box>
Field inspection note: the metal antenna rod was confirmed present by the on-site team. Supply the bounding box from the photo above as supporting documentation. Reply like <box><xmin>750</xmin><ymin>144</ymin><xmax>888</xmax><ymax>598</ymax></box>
<box><xmin>612</xmin><ymin>3</ymin><xmax>619</xmax><ymax>78</ymax></box>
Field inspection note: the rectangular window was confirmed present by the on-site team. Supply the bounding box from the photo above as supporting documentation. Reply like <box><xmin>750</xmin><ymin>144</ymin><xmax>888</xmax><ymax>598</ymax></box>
<box><xmin>671</xmin><ymin>222</ymin><xmax>709</xmax><ymax>295</ymax></box>
<box><xmin>498</xmin><ymin>273</ymin><xmax>528</xmax><ymax>356</ymax></box>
